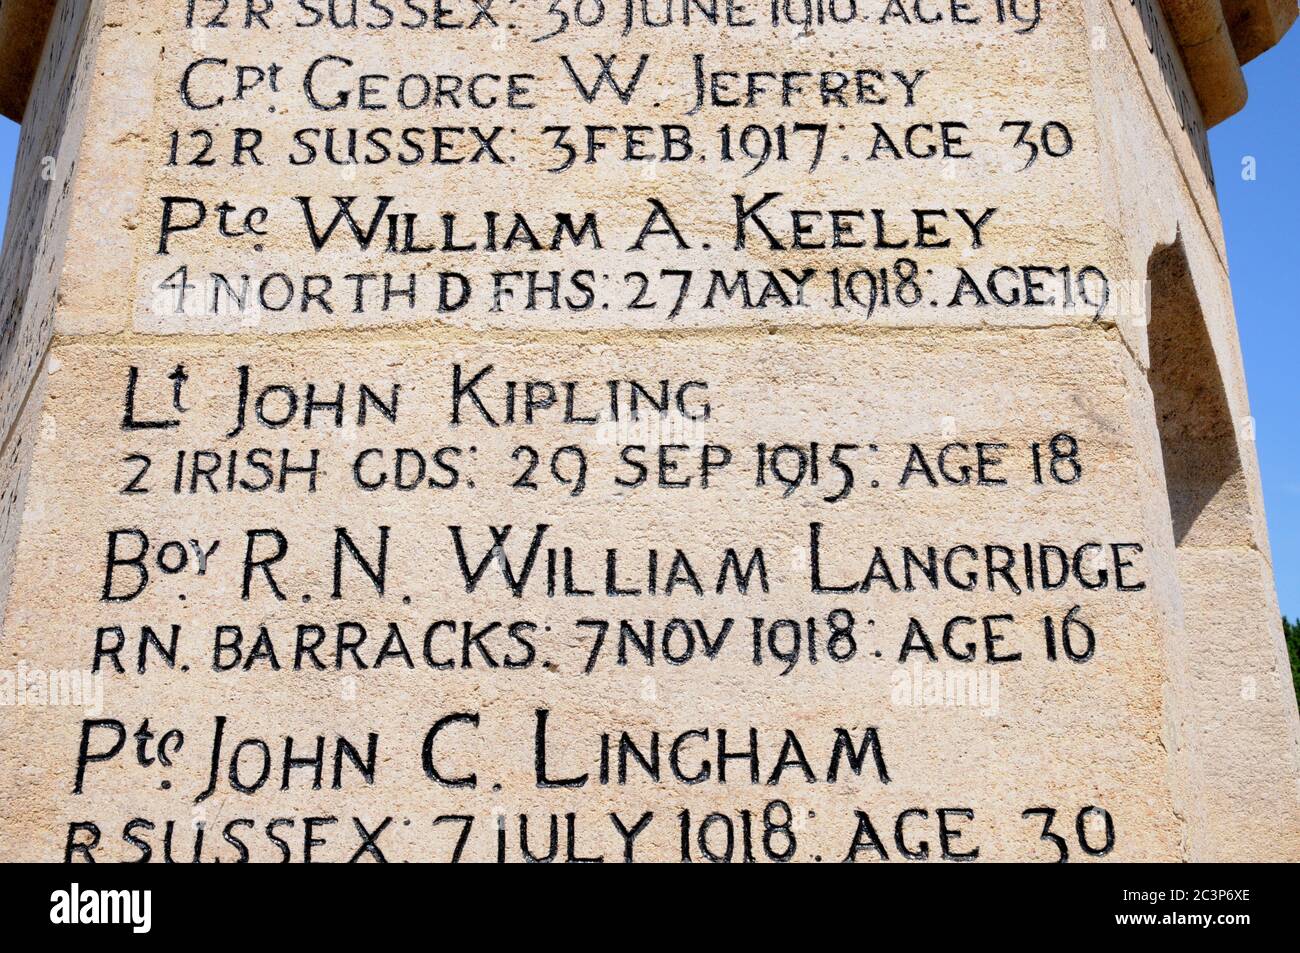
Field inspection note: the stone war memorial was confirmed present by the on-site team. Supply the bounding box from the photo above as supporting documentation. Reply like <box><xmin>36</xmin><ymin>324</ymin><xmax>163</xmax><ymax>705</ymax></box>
<box><xmin>0</xmin><ymin>0</ymin><xmax>1294</xmax><ymax>865</ymax></box>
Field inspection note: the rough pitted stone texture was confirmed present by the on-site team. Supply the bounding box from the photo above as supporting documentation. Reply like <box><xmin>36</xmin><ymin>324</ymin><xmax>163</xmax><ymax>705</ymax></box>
<box><xmin>0</xmin><ymin>0</ymin><xmax>1295</xmax><ymax>862</ymax></box>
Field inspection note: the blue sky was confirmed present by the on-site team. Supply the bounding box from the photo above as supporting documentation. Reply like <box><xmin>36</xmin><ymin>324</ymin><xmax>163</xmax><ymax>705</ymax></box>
<box><xmin>0</xmin><ymin>35</ymin><xmax>1295</xmax><ymax>617</ymax></box>
<box><xmin>1209</xmin><ymin>28</ymin><xmax>1300</xmax><ymax>620</ymax></box>
<box><xmin>0</xmin><ymin>119</ymin><xmax>11</xmax><ymax>234</ymax></box>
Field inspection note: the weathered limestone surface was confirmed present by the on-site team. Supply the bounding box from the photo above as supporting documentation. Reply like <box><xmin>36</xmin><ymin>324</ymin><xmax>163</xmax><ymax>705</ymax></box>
<box><xmin>0</xmin><ymin>0</ymin><xmax>1295</xmax><ymax>862</ymax></box>
<box><xmin>0</xmin><ymin>0</ymin><xmax>99</xmax><ymax>608</ymax></box>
